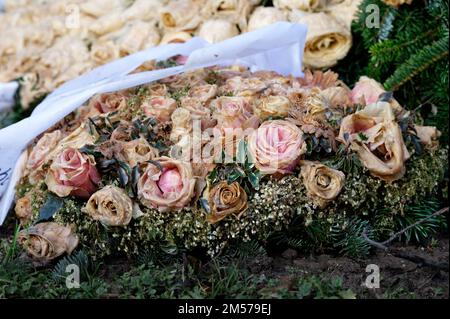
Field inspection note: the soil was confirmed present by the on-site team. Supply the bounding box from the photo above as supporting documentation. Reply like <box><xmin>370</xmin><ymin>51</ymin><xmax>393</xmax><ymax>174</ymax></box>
<box><xmin>257</xmin><ymin>236</ymin><xmax>449</xmax><ymax>299</ymax></box>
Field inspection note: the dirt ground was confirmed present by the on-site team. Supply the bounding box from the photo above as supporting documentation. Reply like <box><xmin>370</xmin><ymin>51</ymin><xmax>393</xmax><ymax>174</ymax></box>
<box><xmin>256</xmin><ymin>236</ymin><xmax>449</xmax><ymax>299</ymax></box>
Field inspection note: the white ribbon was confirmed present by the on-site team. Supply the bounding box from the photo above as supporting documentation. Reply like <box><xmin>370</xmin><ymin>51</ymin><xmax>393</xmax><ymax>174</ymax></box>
<box><xmin>0</xmin><ymin>22</ymin><xmax>307</xmax><ymax>225</ymax></box>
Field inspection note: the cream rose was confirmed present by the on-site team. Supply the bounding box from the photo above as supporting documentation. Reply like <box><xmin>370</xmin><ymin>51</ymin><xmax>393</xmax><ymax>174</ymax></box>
<box><xmin>26</xmin><ymin>130</ymin><xmax>62</xmax><ymax>171</ymax></box>
<box><xmin>138</xmin><ymin>157</ymin><xmax>196</xmax><ymax>211</ymax></box>
<box><xmin>46</xmin><ymin>148</ymin><xmax>101</xmax><ymax>198</ymax></box>
<box><xmin>248</xmin><ymin>120</ymin><xmax>306</xmax><ymax>174</ymax></box>
<box><xmin>274</xmin><ymin>0</ymin><xmax>327</xmax><ymax>10</ymax></box>
<box><xmin>170</xmin><ymin>107</ymin><xmax>193</xmax><ymax>143</ymax></box>
<box><xmin>84</xmin><ymin>186</ymin><xmax>133</xmax><ymax>226</ymax></box>
<box><xmin>300</xmin><ymin>160</ymin><xmax>345</xmax><ymax>208</ymax></box>
<box><xmin>247</xmin><ymin>7</ymin><xmax>286</xmax><ymax>32</ymax></box>
<box><xmin>118</xmin><ymin>138</ymin><xmax>159</xmax><ymax>167</ymax></box>
<box><xmin>18</xmin><ymin>222</ymin><xmax>79</xmax><ymax>261</ymax></box>
<box><xmin>197</xmin><ymin>19</ymin><xmax>239</xmax><ymax>43</ymax></box>
<box><xmin>207</xmin><ymin>181</ymin><xmax>248</xmax><ymax>224</ymax></box>
<box><xmin>413</xmin><ymin>125</ymin><xmax>441</xmax><ymax>150</ymax></box>
<box><xmin>141</xmin><ymin>96</ymin><xmax>177</xmax><ymax>122</ymax></box>
<box><xmin>253</xmin><ymin>95</ymin><xmax>291</xmax><ymax>121</ymax></box>
<box><xmin>90</xmin><ymin>40</ymin><xmax>120</xmax><ymax>65</ymax></box>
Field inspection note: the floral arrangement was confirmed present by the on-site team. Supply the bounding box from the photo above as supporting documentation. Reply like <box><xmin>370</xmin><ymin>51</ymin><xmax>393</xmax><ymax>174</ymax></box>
<box><xmin>14</xmin><ymin>60</ymin><xmax>446</xmax><ymax>262</ymax></box>
<box><xmin>0</xmin><ymin>0</ymin><xmax>361</xmax><ymax>110</ymax></box>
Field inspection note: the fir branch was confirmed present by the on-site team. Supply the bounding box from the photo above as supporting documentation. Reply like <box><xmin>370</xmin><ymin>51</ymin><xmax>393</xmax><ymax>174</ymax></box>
<box><xmin>362</xmin><ymin>207</ymin><xmax>449</xmax><ymax>250</ymax></box>
<box><xmin>384</xmin><ymin>35</ymin><xmax>449</xmax><ymax>91</ymax></box>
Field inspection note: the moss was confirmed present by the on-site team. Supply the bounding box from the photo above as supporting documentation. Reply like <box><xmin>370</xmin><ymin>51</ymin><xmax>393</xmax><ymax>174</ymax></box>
<box><xmin>23</xmin><ymin>145</ymin><xmax>448</xmax><ymax>259</ymax></box>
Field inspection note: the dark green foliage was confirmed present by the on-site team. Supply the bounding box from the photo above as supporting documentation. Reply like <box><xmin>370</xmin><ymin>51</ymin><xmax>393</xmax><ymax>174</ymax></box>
<box><xmin>51</xmin><ymin>250</ymin><xmax>94</xmax><ymax>283</ymax></box>
<box><xmin>348</xmin><ymin>0</ymin><xmax>449</xmax><ymax>141</ymax></box>
<box><xmin>394</xmin><ymin>197</ymin><xmax>447</xmax><ymax>243</ymax></box>
<box><xmin>330</xmin><ymin>217</ymin><xmax>374</xmax><ymax>258</ymax></box>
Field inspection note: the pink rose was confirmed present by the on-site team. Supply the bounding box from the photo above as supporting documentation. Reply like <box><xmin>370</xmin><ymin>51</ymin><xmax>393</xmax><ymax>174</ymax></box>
<box><xmin>141</xmin><ymin>96</ymin><xmax>177</xmax><ymax>122</ymax></box>
<box><xmin>351</xmin><ymin>76</ymin><xmax>386</xmax><ymax>105</ymax></box>
<box><xmin>89</xmin><ymin>91</ymin><xmax>129</xmax><ymax>114</ymax></box>
<box><xmin>187</xmin><ymin>84</ymin><xmax>218</xmax><ymax>102</ymax></box>
<box><xmin>137</xmin><ymin>157</ymin><xmax>195</xmax><ymax>211</ymax></box>
<box><xmin>46</xmin><ymin>148</ymin><xmax>101</xmax><ymax>198</ymax></box>
<box><xmin>248</xmin><ymin>120</ymin><xmax>306</xmax><ymax>174</ymax></box>
<box><xmin>212</xmin><ymin>96</ymin><xmax>259</xmax><ymax>130</ymax></box>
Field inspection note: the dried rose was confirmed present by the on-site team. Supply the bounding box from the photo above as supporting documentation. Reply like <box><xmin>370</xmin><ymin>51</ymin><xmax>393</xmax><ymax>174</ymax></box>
<box><xmin>46</xmin><ymin>148</ymin><xmax>101</xmax><ymax>198</ymax></box>
<box><xmin>212</xmin><ymin>96</ymin><xmax>259</xmax><ymax>130</ymax></box>
<box><xmin>118</xmin><ymin>138</ymin><xmax>159</xmax><ymax>167</ymax></box>
<box><xmin>339</xmin><ymin>102</ymin><xmax>410</xmax><ymax>182</ymax></box>
<box><xmin>26</xmin><ymin>130</ymin><xmax>62</xmax><ymax>171</ymax></box>
<box><xmin>138</xmin><ymin>157</ymin><xmax>196</xmax><ymax>211</ymax></box>
<box><xmin>15</xmin><ymin>193</ymin><xmax>33</xmax><ymax>226</ymax></box>
<box><xmin>413</xmin><ymin>125</ymin><xmax>441</xmax><ymax>150</ymax></box>
<box><xmin>253</xmin><ymin>95</ymin><xmax>291</xmax><ymax>121</ymax></box>
<box><xmin>170</xmin><ymin>107</ymin><xmax>193</xmax><ymax>143</ymax></box>
<box><xmin>207</xmin><ymin>181</ymin><xmax>248</xmax><ymax>224</ymax></box>
<box><xmin>18</xmin><ymin>222</ymin><xmax>79</xmax><ymax>261</ymax></box>
<box><xmin>248</xmin><ymin>120</ymin><xmax>306</xmax><ymax>174</ymax></box>
<box><xmin>84</xmin><ymin>186</ymin><xmax>133</xmax><ymax>226</ymax></box>
<box><xmin>141</xmin><ymin>96</ymin><xmax>177</xmax><ymax>122</ymax></box>
<box><xmin>89</xmin><ymin>91</ymin><xmax>129</xmax><ymax>114</ymax></box>
<box><xmin>300</xmin><ymin>160</ymin><xmax>345</xmax><ymax>208</ymax></box>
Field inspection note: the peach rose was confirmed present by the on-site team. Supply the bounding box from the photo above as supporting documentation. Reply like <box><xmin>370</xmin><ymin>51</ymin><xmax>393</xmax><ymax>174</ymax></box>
<box><xmin>338</xmin><ymin>102</ymin><xmax>410</xmax><ymax>182</ymax></box>
<box><xmin>351</xmin><ymin>76</ymin><xmax>403</xmax><ymax>114</ymax></box>
<box><xmin>46</xmin><ymin>148</ymin><xmax>101</xmax><ymax>198</ymax></box>
<box><xmin>212</xmin><ymin>96</ymin><xmax>259</xmax><ymax>130</ymax></box>
<box><xmin>207</xmin><ymin>181</ymin><xmax>248</xmax><ymax>224</ymax></box>
<box><xmin>300</xmin><ymin>160</ymin><xmax>345</xmax><ymax>208</ymax></box>
<box><xmin>248</xmin><ymin>120</ymin><xmax>306</xmax><ymax>174</ymax></box>
<box><xmin>89</xmin><ymin>91</ymin><xmax>129</xmax><ymax>114</ymax></box>
<box><xmin>15</xmin><ymin>193</ymin><xmax>33</xmax><ymax>226</ymax></box>
<box><xmin>26</xmin><ymin>130</ymin><xmax>62</xmax><ymax>171</ymax></box>
<box><xmin>137</xmin><ymin>157</ymin><xmax>196</xmax><ymax>211</ymax></box>
<box><xmin>141</xmin><ymin>96</ymin><xmax>177</xmax><ymax>122</ymax></box>
<box><xmin>18</xmin><ymin>222</ymin><xmax>79</xmax><ymax>261</ymax></box>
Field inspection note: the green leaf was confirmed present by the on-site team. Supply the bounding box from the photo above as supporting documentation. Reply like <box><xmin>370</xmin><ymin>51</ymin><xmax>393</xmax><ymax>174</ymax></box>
<box><xmin>357</xmin><ymin>132</ymin><xmax>368</xmax><ymax>141</ymax></box>
<box><xmin>227</xmin><ymin>170</ymin><xmax>241</xmax><ymax>184</ymax></box>
<box><xmin>247</xmin><ymin>171</ymin><xmax>260</xmax><ymax>190</ymax></box>
<box><xmin>36</xmin><ymin>194</ymin><xmax>64</xmax><ymax>223</ymax></box>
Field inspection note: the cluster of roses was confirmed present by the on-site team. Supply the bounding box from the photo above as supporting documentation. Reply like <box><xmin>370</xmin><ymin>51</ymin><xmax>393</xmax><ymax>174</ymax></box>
<box><xmin>15</xmin><ymin>66</ymin><xmax>441</xmax><ymax>262</ymax></box>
